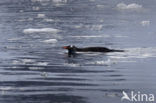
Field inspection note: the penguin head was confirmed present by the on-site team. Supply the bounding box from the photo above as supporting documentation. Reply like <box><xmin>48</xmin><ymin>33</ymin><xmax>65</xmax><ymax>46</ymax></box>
<box><xmin>62</xmin><ymin>45</ymin><xmax>77</xmax><ymax>55</ymax></box>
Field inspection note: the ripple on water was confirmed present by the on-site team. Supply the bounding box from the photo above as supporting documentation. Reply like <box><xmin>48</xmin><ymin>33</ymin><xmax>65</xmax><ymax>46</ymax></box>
<box><xmin>108</xmin><ymin>47</ymin><xmax>156</xmax><ymax>61</ymax></box>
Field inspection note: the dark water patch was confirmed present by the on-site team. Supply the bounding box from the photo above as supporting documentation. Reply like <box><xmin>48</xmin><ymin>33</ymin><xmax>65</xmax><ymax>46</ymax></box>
<box><xmin>0</xmin><ymin>81</ymin><xmax>96</xmax><ymax>87</ymax></box>
<box><xmin>2</xmin><ymin>64</ymin><xmax>118</xmax><ymax>74</ymax></box>
<box><xmin>0</xmin><ymin>94</ymin><xmax>87</xmax><ymax>103</ymax></box>
<box><xmin>0</xmin><ymin>71</ymin><xmax>38</xmax><ymax>76</ymax></box>
<box><xmin>33</xmin><ymin>77</ymin><xmax>88</xmax><ymax>81</ymax></box>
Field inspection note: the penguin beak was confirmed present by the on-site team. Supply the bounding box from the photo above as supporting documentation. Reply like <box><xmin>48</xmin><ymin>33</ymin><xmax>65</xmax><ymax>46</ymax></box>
<box><xmin>62</xmin><ymin>46</ymin><xmax>68</xmax><ymax>49</ymax></box>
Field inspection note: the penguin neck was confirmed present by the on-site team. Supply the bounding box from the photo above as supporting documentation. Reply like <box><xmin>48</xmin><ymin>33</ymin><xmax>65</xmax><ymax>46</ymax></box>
<box><xmin>68</xmin><ymin>48</ymin><xmax>77</xmax><ymax>55</ymax></box>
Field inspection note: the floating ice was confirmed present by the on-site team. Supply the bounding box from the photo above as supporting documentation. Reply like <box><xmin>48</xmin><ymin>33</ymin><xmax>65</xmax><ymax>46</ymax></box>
<box><xmin>86</xmin><ymin>25</ymin><xmax>103</xmax><ymax>31</ymax></box>
<box><xmin>92</xmin><ymin>25</ymin><xmax>103</xmax><ymax>30</ymax></box>
<box><xmin>32</xmin><ymin>6</ymin><xmax>40</xmax><ymax>11</ymax></box>
<box><xmin>31</xmin><ymin>0</ymin><xmax>50</xmax><ymax>2</ymax></box>
<box><xmin>22</xmin><ymin>59</ymin><xmax>35</xmax><ymax>63</ymax></box>
<box><xmin>37</xmin><ymin>13</ymin><xmax>45</xmax><ymax>18</ymax></box>
<box><xmin>8</xmin><ymin>37</ymin><xmax>22</xmax><ymax>41</ymax></box>
<box><xmin>88</xmin><ymin>59</ymin><xmax>117</xmax><ymax>66</ymax></box>
<box><xmin>52</xmin><ymin>0</ymin><xmax>67</xmax><ymax>3</ymax></box>
<box><xmin>41</xmin><ymin>72</ymin><xmax>48</xmax><ymax>77</ymax></box>
<box><xmin>0</xmin><ymin>87</ymin><xmax>13</xmax><ymax>91</ymax></box>
<box><xmin>23</xmin><ymin>28</ymin><xmax>60</xmax><ymax>34</ymax></box>
<box><xmin>19</xmin><ymin>10</ymin><xmax>24</xmax><ymax>13</ymax></box>
<box><xmin>28</xmin><ymin>18</ymin><xmax>33</xmax><ymax>21</ymax></box>
<box><xmin>141</xmin><ymin>20</ymin><xmax>150</xmax><ymax>26</ymax></box>
<box><xmin>43</xmin><ymin>18</ymin><xmax>54</xmax><ymax>22</ymax></box>
<box><xmin>42</xmin><ymin>39</ymin><xmax>57</xmax><ymax>43</ymax></box>
<box><xmin>12</xmin><ymin>59</ymin><xmax>35</xmax><ymax>65</ymax></box>
<box><xmin>75</xmin><ymin>24</ymin><xmax>103</xmax><ymax>30</ymax></box>
<box><xmin>96</xmin><ymin>5</ymin><xmax>105</xmax><ymax>8</ymax></box>
<box><xmin>29</xmin><ymin>67</ymin><xmax>45</xmax><ymax>70</ymax></box>
<box><xmin>116</xmin><ymin>3</ymin><xmax>143</xmax><ymax>11</ymax></box>
<box><xmin>74</xmin><ymin>24</ymin><xmax>83</xmax><ymax>29</ymax></box>
<box><xmin>64</xmin><ymin>63</ymin><xmax>80</xmax><ymax>67</ymax></box>
<box><xmin>52</xmin><ymin>0</ymin><xmax>67</xmax><ymax>6</ymax></box>
<box><xmin>70</xmin><ymin>35</ymin><xmax>110</xmax><ymax>38</ymax></box>
<box><xmin>36</xmin><ymin>62</ymin><xmax>48</xmax><ymax>66</ymax></box>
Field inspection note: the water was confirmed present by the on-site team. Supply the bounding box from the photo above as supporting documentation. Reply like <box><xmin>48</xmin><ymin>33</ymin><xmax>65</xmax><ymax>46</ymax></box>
<box><xmin>0</xmin><ymin>0</ymin><xmax>156</xmax><ymax>103</ymax></box>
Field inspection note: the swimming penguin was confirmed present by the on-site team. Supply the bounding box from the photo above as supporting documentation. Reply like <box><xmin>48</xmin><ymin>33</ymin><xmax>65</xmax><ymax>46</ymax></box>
<box><xmin>63</xmin><ymin>45</ymin><xmax>124</xmax><ymax>56</ymax></box>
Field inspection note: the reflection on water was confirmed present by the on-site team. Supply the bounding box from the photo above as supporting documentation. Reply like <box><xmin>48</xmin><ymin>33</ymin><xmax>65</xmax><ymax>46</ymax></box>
<box><xmin>0</xmin><ymin>0</ymin><xmax>156</xmax><ymax>103</ymax></box>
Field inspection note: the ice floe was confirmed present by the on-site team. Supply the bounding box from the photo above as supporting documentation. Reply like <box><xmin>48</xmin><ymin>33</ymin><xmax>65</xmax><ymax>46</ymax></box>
<box><xmin>116</xmin><ymin>3</ymin><xmax>143</xmax><ymax>11</ymax></box>
<box><xmin>42</xmin><ymin>39</ymin><xmax>58</xmax><ymax>43</ymax></box>
<box><xmin>43</xmin><ymin>18</ymin><xmax>55</xmax><ymax>22</ymax></box>
<box><xmin>70</xmin><ymin>35</ymin><xmax>110</xmax><ymax>38</ymax></box>
<box><xmin>63</xmin><ymin>63</ymin><xmax>80</xmax><ymax>67</ymax></box>
<box><xmin>52</xmin><ymin>0</ymin><xmax>67</xmax><ymax>3</ymax></box>
<box><xmin>96</xmin><ymin>5</ymin><xmax>105</xmax><ymax>8</ymax></box>
<box><xmin>141</xmin><ymin>20</ymin><xmax>150</xmax><ymax>26</ymax></box>
<box><xmin>23</xmin><ymin>28</ymin><xmax>60</xmax><ymax>34</ymax></box>
<box><xmin>31</xmin><ymin>0</ymin><xmax>50</xmax><ymax>2</ymax></box>
<box><xmin>32</xmin><ymin>6</ymin><xmax>40</xmax><ymax>11</ymax></box>
<box><xmin>37</xmin><ymin>13</ymin><xmax>45</xmax><ymax>18</ymax></box>
<box><xmin>52</xmin><ymin>0</ymin><xmax>68</xmax><ymax>6</ymax></box>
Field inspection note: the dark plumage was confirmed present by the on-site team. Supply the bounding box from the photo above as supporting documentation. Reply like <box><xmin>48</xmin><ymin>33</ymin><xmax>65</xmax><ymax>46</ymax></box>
<box><xmin>63</xmin><ymin>45</ymin><xmax>124</xmax><ymax>56</ymax></box>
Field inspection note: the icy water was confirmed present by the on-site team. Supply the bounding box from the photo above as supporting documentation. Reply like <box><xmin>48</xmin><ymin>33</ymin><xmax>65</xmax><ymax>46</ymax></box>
<box><xmin>0</xmin><ymin>0</ymin><xmax>156</xmax><ymax>103</ymax></box>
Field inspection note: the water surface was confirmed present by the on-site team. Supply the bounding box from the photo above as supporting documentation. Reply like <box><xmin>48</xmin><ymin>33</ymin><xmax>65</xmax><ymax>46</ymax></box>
<box><xmin>0</xmin><ymin>0</ymin><xmax>156</xmax><ymax>103</ymax></box>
